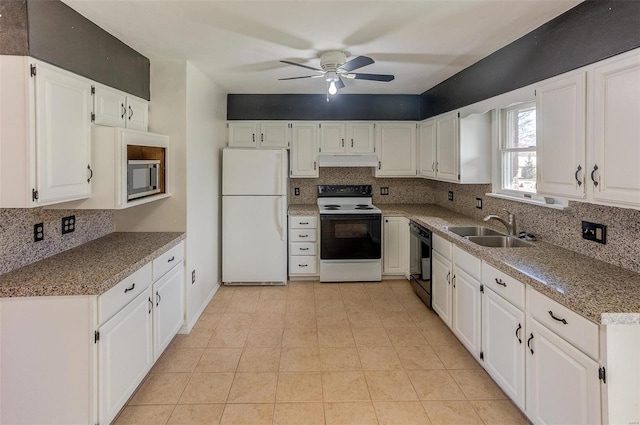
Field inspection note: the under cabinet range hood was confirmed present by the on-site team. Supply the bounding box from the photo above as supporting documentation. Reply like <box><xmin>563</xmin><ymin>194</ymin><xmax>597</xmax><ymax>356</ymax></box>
<box><xmin>318</xmin><ymin>154</ymin><xmax>378</xmax><ymax>167</ymax></box>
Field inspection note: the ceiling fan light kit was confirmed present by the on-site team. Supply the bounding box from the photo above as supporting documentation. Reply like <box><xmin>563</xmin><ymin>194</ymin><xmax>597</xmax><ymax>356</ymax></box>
<box><xmin>279</xmin><ymin>50</ymin><xmax>395</xmax><ymax>100</ymax></box>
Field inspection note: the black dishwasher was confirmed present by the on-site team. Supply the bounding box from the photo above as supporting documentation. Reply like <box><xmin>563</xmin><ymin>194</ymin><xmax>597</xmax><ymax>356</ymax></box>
<box><xmin>408</xmin><ymin>221</ymin><xmax>432</xmax><ymax>309</ymax></box>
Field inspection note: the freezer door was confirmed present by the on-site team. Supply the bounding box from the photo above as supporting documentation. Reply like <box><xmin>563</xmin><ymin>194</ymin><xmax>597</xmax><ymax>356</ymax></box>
<box><xmin>222</xmin><ymin>195</ymin><xmax>288</xmax><ymax>283</ymax></box>
<box><xmin>222</xmin><ymin>148</ymin><xmax>287</xmax><ymax>195</ymax></box>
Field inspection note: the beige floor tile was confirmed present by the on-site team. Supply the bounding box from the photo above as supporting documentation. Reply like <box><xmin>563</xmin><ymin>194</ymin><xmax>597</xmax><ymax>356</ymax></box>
<box><xmin>422</xmin><ymin>400</ymin><xmax>484</xmax><ymax>425</ymax></box>
<box><xmin>387</xmin><ymin>327</ymin><xmax>429</xmax><ymax>346</ymax></box>
<box><xmin>208</xmin><ymin>328</ymin><xmax>249</xmax><ymax>348</ymax></box>
<box><xmin>378</xmin><ymin>311</ymin><xmax>416</xmax><ymax>327</ymax></box>
<box><xmin>151</xmin><ymin>348</ymin><xmax>204</xmax><ymax>374</ymax></box>
<box><xmin>194</xmin><ymin>348</ymin><xmax>242</xmax><ymax>373</ymax></box>
<box><xmin>167</xmin><ymin>404</ymin><xmax>225</xmax><ymax>425</ymax></box>
<box><xmin>251</xmin><ymin>312</ymin><xmax>285</xmax><ymax>328</ymax></box>
<box><xmin>396</xmin><ymin>346</ymin><xmax>446</xmax><ymax>370</ymax></box>
<box><xmin>319</xmin><ymin>347</ymin><xmax>362</xmax><ymax>371</ymax></box>
<box><xmin>260</xmin><ymin>286</ymin><xmax>289</xmax><ymax>300</ymax></box>
<box><xmin>219</xmin><ymin>403</ymin><xmax>274</xmax><ymax>425</ymax></box>
<box><xmin>449</xmin><ymin>370</ymin><xmax>507</xmax><ymax>400</ymax></box>
<box><xmin>226</xmin><ymin>297</ymin><xmax>259</xmax><ymax>314</ymax></box>
<box><xmin>170</xmin><ymin>329</ymin><xmax>212</xmax><ymax>349</ymax></box>
<box><xmin>314</xmin><ymin>286</ymin><xmax>343</xmax><ymax>300</ymax></box>
<box><xmin>256</xmin><ymin>298</ymin><xmax>287</xmax><ymax>314</ymax></box>
<box><xmin>227</xmin><ymin>372</ymin><xmax>278</xmax><ymax>403</ymax></box>
<box><xmin>276</xmin><ymin>371</ymin><xmax>323</xmax><ymax>402</ymax></box>
<box><xmin>282</xmin><ymin>328</ymin><xmax>319</xmax><ymax>347</ymax></box>
<box><xmin>357</xmin><ymin>346</ymin><xmax>403</xmax><ymax>370</ymax></box>
<box><xmin>324</xmin><ymin>401</ymin><xmax>378</xmax><ymax>425</ymax></box>
<box><xmin>315</xmin><ymin>298</ymin><xmax>347</xmax><ymax>316</ymax></box>
<box><xmin>343</xmin><ymin>297</ymin><xmax>376</xmax><ymax>312</ymax></box>
<box><xmin>432</xmin><ymin>344</ymin><xmax>482</xmax><ymax>370</ymax></box>
<box><xmin>400</xmin><ymin>297</ymin><xmax>432</xmax><ymax>312</ymax></box>
<box><xmin>316</xmin><ymin>313</ymin><xmax>350</xmax><ymax>329</ymax></box>
<box><xmin>348</xmin><ymin>311</ymin><xmax>383</xmax><ymax>328</ymax></box>
<box><xmin>192</xmin><ymin>313</ymin><xmax>223</xmax><ymax>331</ymax></box>
<box><xmin>217</xmin><ymin>312</ymin><xmax>254</xmax><ymax>330</ymax></box>
<box><xmin>372</xmin><ymin>297</ymin><xmax>406</xmax><ymax>312</ymax></box>
<box><xmin>273</xmin><ymin>402</ymin><xmax>325</xmax><ymax>425</ymax></box>
<box><xmin>284</xmin><ymin>312</ymin><xmax>318</xmax><ymax>329</ymax></box>
<box><xmin>352</xmin><ymin>327</ymin><xmax>392</xmax><ymax>346</ymax></box>
<box><xmin>318</xmin><ymin>327</ymin><xmax>355</xmax><ymax>347</ymax></box>
<box><xmin>178</xmin><ymin>373</ymin><xmax>234</xmax><ymax>404</ymax></box>
<box><xmin>237</xmin><ymin>347</ymin><xmax>281</xmax><ymax>372</ymax></box>
<box><xmin>407</xmin><ymin>370</ymin><xmax>466</xmax><ymax>401</ymax></box>
<box><xmin>114</xmin><ymin>405</ymin><xmax>174</xmax><ymax>424</ymax></box>
<box><xmin>364</xmin><ymin>370</ymin><xmax>419</xmax><ymax>401</ymax></box>
<box><xmin>285</xmin><ymin>298</ymin><xmax>315</xmax><ymax>313</ymax></box>
<box><xmin>339</xmin><ymin>283</ymin><xmax>368</xmax><ymax>295</ymax></box>
<box><xmin>321</xmin><ymin>371</ymin><xmax>370</xmax><ymax>402</ymax></box>
<box><xmin>470</xmin><ymin>400</ymin><xmax>529</xmax><ymax>424</ymax></box>
<box><xmin>279</xmin><ymin>347</ymin><xmax>321</xmax><ymax>371</ymax></box>
<box><xmin>203</xmin><ymin>298</ymin><xmax>229</xmax><ymax>315</ymax></box>
<box><xmin>373</xmin><ymin>401</ymin><xmax>432</xmax><ymax>425</ymax></box>
<box><xmin>422</xmin><ymin>324</ymin><xmax>460</xmax><ymax>346</ymax></box>
<box><xmin>129</xmin><ymin>373</ymin><xmax>190</xmax><ymax>405</ymax></box>
<box><xmin>246</xmin><ymin>327</ymin><xmax>283</xmax><ymax>347</ymax></box>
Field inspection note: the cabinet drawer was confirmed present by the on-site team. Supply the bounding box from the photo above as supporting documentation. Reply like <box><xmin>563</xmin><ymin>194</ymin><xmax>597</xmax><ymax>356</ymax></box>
<box><xmin>433</xmin><ymin>233</ymin><xmax>452</xmax><ymax>259</ymax></box>
<box><xmin>290</xmin><ymin>229</ymin><xmax>317</xmax><ymax>242</ymax></box>
<box><xmin>99</xmin><ymin>263</ymin><xmax>152</xmax><ymax>325</ymax></box>
<box><xmin>289</xmin><ymin>256</ymin><xmax>318</xmax><ymax>274</ymax></box>
<box><xmin>482</xmin><ymin>263</ymin><xmax>525</xmax><ymax>309</ymax></box>
<box><xmin>453</xmin><ymin>245</ymin><xmax>481</xmax><ymax>280</ymax></box>
<box><xmin>153</xmin><ymin>242</ymin><xmax>185</xmax><ymax>281</ymax></box>
<box><xmin>290</xmin><ymin>216</ymin><xmax>317</xmax><ymax>229</ymax></box>
<box><xmin>527</xmin><ymin>287</ymin><xmax>599</xmax><ymax>360</ymax></box>
<box><xmin>290</xmin><ymin>242</ymin><xmax>317</xmax><ymax>256</ymax></box>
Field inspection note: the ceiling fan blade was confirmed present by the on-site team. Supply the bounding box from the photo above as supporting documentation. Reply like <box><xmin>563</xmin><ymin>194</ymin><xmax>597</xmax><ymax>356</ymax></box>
<box><xmin>336</xmin><ymin>77</ymin><xmax>345</xmax><ymax>90</ymax></box>
<box><xmin>280</xmin><ymin>60</ymin><xmax>323</xmax><ymax>72</ymax></box>
<box><xmin>350</xmin><ymin>73</ymin><xmax>395</xmax><ymax>82</ymax></box>
<box><xmin>340</xmin><ymin>55</ymin><xmax>374</xmax><ymax>72</ymax></box>
<box><xmin>278</xmin><ymin>75</ymin><xmax>318</xmax><ymax>80</ymax></box>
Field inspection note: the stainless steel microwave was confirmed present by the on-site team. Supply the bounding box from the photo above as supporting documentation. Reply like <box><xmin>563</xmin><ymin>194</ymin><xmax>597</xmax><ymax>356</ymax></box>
<box><xmin>127</xmin><ymin>159</ymin><xmax>161</xmax><ymax>200</ymax></box>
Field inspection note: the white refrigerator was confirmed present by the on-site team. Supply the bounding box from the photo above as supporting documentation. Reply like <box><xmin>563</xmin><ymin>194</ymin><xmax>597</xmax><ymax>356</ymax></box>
<box><xmin>222</xmin><ymin>148</ymin><xmax>288</xmax><ymax>285</ymax></box>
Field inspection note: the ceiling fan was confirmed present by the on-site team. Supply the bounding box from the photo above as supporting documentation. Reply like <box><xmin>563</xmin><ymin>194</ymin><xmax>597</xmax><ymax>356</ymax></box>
<box><xmin>279</xmin><ymin>51</ymin><xmax>395</xmax><ymax>96</ymax></box>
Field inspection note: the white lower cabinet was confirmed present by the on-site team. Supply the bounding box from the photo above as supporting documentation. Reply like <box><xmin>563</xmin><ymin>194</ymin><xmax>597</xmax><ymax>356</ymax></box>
<box><xmin>153</xmin><ymin>263</ymin><xmax>185</xmax><ymax>359</ymax></box>
<box><xmin>98</xmin><ymin>288</ymin><xmax>154</xmax><ymax>425</ymax></box>
<box><xmin>431</xmin><ymin>250</ymin><xmax>452</xmax><ymax>328</ymax></box>
<box><xmin>382</xmin><ymin>216</ymin><xmax>409</xmax><ymax>277</ymax></box>
<box><xmin>451</xmin><ymin>266</ymin><xmax>482</xmax><ymax>360</ymax></box>
<box><xmin>289</xmin><ymin>215</ymin><xmax>319</xmax><ymax>278</ymax></box>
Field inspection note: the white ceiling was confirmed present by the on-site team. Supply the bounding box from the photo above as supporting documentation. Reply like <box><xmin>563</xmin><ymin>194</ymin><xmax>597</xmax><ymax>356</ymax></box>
<box><xmin>62</xmin><ymin>0</ymin><xmax>583</xmax><ymax>95</ymax></box>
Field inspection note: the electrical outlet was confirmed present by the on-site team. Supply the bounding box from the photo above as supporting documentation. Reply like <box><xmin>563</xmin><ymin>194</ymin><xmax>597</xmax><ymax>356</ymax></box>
<box><xmin>475</xmin><ymin>197</ymin><xmax>483</xmax><ymax>209</ymax></box>
<box><xmin>294</xmin><ymin>187</ymin><xmax>300</xmax><ymax>196</ymax></box>
<box><xmin>582</xmin><ymin>221</ymin><xmax>607</xmax><ymax>244</ymax></box>
<box><xmin>61</xmin><ymin>215</ymin><xmax>76</xmax><ymax>234</ymax></box>
<box><xmin>192</xmin><ymin>269</ymin><xmax>196</xmax><ymax>284</ymax></box>
<box><xmin>448</xmin><ymin>191</ymin><xmax>454</xmax><ymax>201</ymax></box>
<box><xmin>380</xmin><ymin>187</ymin><xmax>389</xmax><ymax>195</ymax></box>
<box><xmin>34</xmin><ymin>223</ymin><xmax>44</xmax><ymax>242</ymax></box>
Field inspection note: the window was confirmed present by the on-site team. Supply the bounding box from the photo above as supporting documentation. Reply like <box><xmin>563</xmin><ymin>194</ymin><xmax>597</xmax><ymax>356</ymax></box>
<box><xmin>499</xmin><ymin>102</ymin><xmax>536</xmax><ymax>194</ymax></box>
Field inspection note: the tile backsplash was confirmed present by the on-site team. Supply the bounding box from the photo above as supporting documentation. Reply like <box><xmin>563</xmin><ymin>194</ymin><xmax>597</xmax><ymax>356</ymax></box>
<box><xmin>0</xmin><ymin>208</ymin><xmax>115</xmax><ymax>275</ymax></box>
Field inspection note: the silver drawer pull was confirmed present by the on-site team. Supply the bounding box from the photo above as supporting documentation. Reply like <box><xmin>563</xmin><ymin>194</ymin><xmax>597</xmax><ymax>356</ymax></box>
<box><xmin>299</xmin><ymin>264</ymin><xmax>308</xmax><ymax>267</ymax></box>
<box><xmin>495</xmin><ymin>278</ymin><xmax>507</xmax><ymax>287</ymax></box>
<box><xmin>300</xmin><ymin>247</ymin><xmax>309</xmax><ymax>251</ymax></box>
<box><xmin>124</xmin><ymin>283</ymin><xmax>135</xmax><ymax>293</ymax></box>
<box><xmin>299</xmin><ymin>222</ymin><xmax>309</xmax><ymax>225</ymax></box>
<box><xmin>299</xmin><ymin>235</ymin><xmax>309</xmax><ymax>238</ymax></box>
<box><xmin>167</xmin><ymin>256</ymin><xmax>175</xmax><ymax>262</ymax></box>
<box><xmin>548</xmin><ymin>310</ymin><xmax>568</xmax><ymax>325</ymax></box>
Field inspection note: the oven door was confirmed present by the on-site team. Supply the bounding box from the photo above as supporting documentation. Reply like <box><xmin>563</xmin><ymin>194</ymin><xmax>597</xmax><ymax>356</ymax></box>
<box><xmin>320</xmin><ymin>214</ymin><xmax>381</xmax><ymax>260</ymax></box>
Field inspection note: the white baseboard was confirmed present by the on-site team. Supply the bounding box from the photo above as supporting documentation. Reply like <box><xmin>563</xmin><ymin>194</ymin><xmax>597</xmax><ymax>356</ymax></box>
<box><xmin>179</xmin><ymin>281</ymin><xmax>220</xmax><ymax>334</ymax></box>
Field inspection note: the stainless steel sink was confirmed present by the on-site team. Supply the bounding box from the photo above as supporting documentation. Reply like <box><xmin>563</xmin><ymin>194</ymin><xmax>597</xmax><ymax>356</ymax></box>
<box><xmin>447</xmin><ymin>226</ymin><xmax>504</xmax><ymax>237</ymax></box>
<box><xmin>466</xmin><ymin>236</ymin><xmax>534</xmax><ymax>248</ymax></box>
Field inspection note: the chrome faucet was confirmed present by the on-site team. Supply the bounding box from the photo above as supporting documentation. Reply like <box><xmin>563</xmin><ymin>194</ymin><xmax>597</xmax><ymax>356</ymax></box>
<box><xmin>484</xmin><ymin>209</ymin><xmax>517</xmax><ymax>236</ymax></box>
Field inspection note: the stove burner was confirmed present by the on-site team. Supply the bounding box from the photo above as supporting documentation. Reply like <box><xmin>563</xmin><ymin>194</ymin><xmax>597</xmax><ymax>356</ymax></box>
<box><xmin>355</xmin><ymin>205</ymin><xmax>374</xmax><ymax>210</ymax></box>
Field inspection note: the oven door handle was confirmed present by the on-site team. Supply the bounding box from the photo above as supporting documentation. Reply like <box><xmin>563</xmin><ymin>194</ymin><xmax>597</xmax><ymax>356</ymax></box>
<box><xmin>320</xmin><ymin>214</ymin><xmax>381</xmax><ymax>221</ymax></box>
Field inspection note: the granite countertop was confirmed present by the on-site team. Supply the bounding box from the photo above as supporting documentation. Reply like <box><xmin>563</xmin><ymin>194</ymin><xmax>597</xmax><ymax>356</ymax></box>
<box><xmin>288</xmin><ymin>203</ymin><xmax>640</xmax><ymax>324</ymax></box>
<box><xmin>0</xmin><ymin>232</ymin><xmax>185</xmax><ymax>298</ymax></box>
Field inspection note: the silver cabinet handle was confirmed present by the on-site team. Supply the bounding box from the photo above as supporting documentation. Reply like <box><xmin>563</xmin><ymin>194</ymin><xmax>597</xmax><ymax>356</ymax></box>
<box><xmin>446</xmin><ymin>271</ymin><xmax>451</xmax><ymax>284</ymax></box>
<box><xmin>452</xmin><ymin>275</ymin><xmax>456</xmax><ymax>288</ymax></box>
<box><xmin>156</xmin><ymin>291</ymin><xmax>161</xmax><ymax>306</ymax></box>
<box><xmin>435</xmin><ymin>162</ymin><xmax>439</xmax><ymax>172</ymax></box>
<box><xmin>313</xmin><ymin>161</ymin><xmax>317</xmax><ymax>170</ymax></box>
<box><xmin>351</xmin><ymin>138</ymin><xmax>354</xmax><ymax>148</ymax></box>
<box><xmin>341</xmin><ymin>138</ymin><xmax>344</xmax><ymax>147</ymax></box>
<box><xmin>252</xmin><ymin>133</ymin><xmax>255</xmax><ymax>143</ymax></box>
<box><xmin>432</xmin><ymin>162</ymin><xmax>435</xmax><ymax>171</ymax></box>
<box><xmin>575</xmin><ymin>165</ymin><xmax>583</xmax><ymax>187</ymax></box>
<box><xmin>87</xmin><ymin>164</ymin><xmax>93</xmax><ymax>183</ymax></box>
<box><xmin>378</xmin><ymin>161</ymin><xmax>381</xmax><ymax>170</ymax></box>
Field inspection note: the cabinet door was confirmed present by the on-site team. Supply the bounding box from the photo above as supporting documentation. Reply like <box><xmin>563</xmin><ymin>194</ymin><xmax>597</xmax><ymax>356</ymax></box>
<box><xmin>435</xmin><ymin>113</ymin><xmax>459</xmax><ymax>182</ymax></box>
<box><xmin>591</xmin><ymin>53</ymin><xmax>640</xmax><ymax>207</ymax></box>
<box><xmin>98</xmin><ymin>289</ymin><xmax>153</xmax><ymax>425</ymax></box>
<box><xmin>319</xmin><ymin>122</ymin><xmax>346</xmax><ymax>153</ymax></box>
<box><xmin>451</xmin><ymin>266</ymin><xmax>481</xmax><ymax>359</ymax></box>
<box><xmin>228</xmin><ymin>122</ymin><xmax>258</xmax><ymax>147</ymax></box>
<box><xmin>34</xmin><ymin>62</ymin><xmax>92</xmax><ymax>205</ymax></box>
<box><xmin>126</xmin><ymin>95</ymin><xmax>149</xmax><ymax>131</ymax></box>
<box><xmin>482</xmin><ymin>288</ymin><xmax>525</xmax><ymax>410</ymax></box>
<box><xmin>93</xmin><ymin>84</ymin><xmax>126</xmax><ymax>127</ymax></box>
<box><xmin>375</xmin><ymin>123</ymin><xmax>417</xmax><ymax>177</ymax></box>
<box><xmin>526</xmin><ymin>318</ymin><xmax>601</xmax><ymax>425</ymax></box>
<box><xmin>419</xmin><ymin>119</ymin><xmax>437</xmax><ymax>178</ymax></box>
<box><xmin>383</xmin><ymin>216</ymin><xmax>409</xmax><ymax>276</ymax></box>
<box><xmin>432</xmin><ymin>251</ymin><xmax>452</xmax><ymax>328</ymax></box>
<box><xmin>536</xmin><ymin>73</ymin><xmax>586</xmax><ymax>199</ymax></box>
<box><xmin>290</xmin><ymin>122</ymin><xmax>319</xmax><ymax>177</ymax></box>
<box><xmin>153</xmin><ymin>263</ymin><xmax>184</xmax><ymax>360</ymax></box>
<box><xmin>260</xmin><ymin>122</ymin><xmax>290</xmax><ymax>148</ymax></box>
<box><xmin>348</xmin><ymin>122</ymin><xmax>375</xmax><ymax>153</ymax></box>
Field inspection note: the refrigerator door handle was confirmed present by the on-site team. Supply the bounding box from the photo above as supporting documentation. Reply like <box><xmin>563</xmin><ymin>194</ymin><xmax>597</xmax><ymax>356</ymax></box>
<box><xmin>278</xmin><ymin>197</ymin><xmax>287</xmax><ymax>241</ymax></box>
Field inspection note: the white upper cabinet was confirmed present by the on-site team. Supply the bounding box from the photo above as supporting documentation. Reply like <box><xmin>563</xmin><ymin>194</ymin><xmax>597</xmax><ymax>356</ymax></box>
<box><xmin>0</xmin><ymin>57</ymin><xmax>92</xmax><ymax>207</ymax></box>
<box><xmin>228</xmin><ymin>121</ymin><xmax>290</xmax><ymax>148</ymax></box>
<box><xmin>319</xmin><ymin>122</ymin><xmax>375</xmax><ymax>154</ymax></box>
<box><xmin>435</xmin><ymin>113</ymin><xmax>459</xmax><ymax>182</ymax></box>
<box><xmin>418</xmin><ymin>119</ymin><xmax>437</xmax><ymax>178</ymax></box>
<box><xmin>590</xmin><ymin>52</ymin><xmax>640</xmax><ymax>208</ymax></box>
<box><xmin>375</xmin><ymin>122</ymin><xmax>417</xmax><ymax>177</ymax></box>
<box><xmin>92</xmin><ymin>84</ymin><xmax>148</xmax><ymax>131</ymax></box>
<box><xmin>536</xmin><ymin>72</ymin><xmax>587</xmax><ymax>199</ymax></box>
<box><xmin>290</xmin><ymin>122</ymin><xmax>319</xmax><ymax>177</ymax></box>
